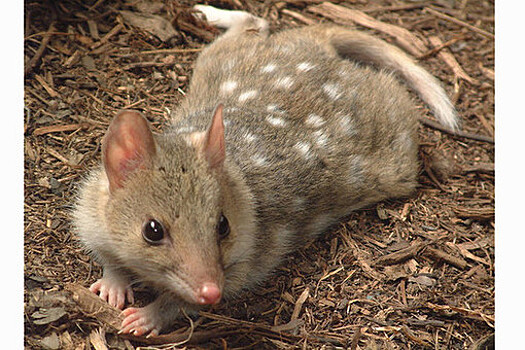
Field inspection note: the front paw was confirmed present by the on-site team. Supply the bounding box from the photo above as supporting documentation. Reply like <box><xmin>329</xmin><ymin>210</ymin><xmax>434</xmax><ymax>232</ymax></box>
<box><xmin>118</xmin><ymin>295</ymin><xmax>201</xmax><ymax>337</ymax></box>
<box><xmin>89</xmin><ymin>277</ymin><xmax>134</xmax><ymax>310</ymax></box>
<box><xmin>120</xmin><ymin>306</ymin><xmax>162</xmax><ymax>337</ymax></box>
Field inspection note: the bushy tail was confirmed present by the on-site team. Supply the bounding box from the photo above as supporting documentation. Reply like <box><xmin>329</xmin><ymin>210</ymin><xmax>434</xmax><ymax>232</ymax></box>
<box><xmin>326</xmin><ymin>27</ymin><xmax>459</xmax><ymax>131</ymax></box>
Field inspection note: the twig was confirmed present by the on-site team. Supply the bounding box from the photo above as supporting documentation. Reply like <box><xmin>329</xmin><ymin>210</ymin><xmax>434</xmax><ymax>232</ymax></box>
<box><xmin>425</xmin><ymin>302</ymin><xmax>495</xmax><ymax>328</ymax></box>
<box><xmin>478</xmin><ymin>63</ymin><xmax>494</xmax><ymax>81</ymax></box>
<box><xmin>461</xmin><ymin>163</ymin><xmax>494</xmax><ymax>174</ymax></box>
<box><xmin>112</xmin><ymin>48</ymin><xmax>202</xmax><ymax>58</ymax></box>
<box><xmin>427</xmin><ymin>35</ymin><xmax>478</xmax><ymax>85</ymax></box>
<box><xmin>90</xmin><ymin>22</ymin><xmax>124</xmax><ymax>50</ymax></box>
<box><xmin>374</xmin><ymin>242</ymin><xmax>427</xmax><ymax>266</ymax></box>
<box><xmin>419</xmin><ymin>117</ymin><xmax>494</xmax><ymax>144</ymax></box>
<box><xmin>400</xmin><ymin>325</ymin><xmax>433</xmax><ymax>347</ymax></box>
<box><xmin>417</xmin><ymin>34</ymin><xmax>468</xmax><ymax>60</ymax></box>
<box><xmin>363</xmin><ymin>4</ymin><xmax>426</xmax><ymax>13</ymax></box>
<box><xmin>34</xmin><ymin>74</ymin><xmax>59</xmax><ymax>98</ymax></box>
<box><xmin>446</xmin><ymin>242</ymin><xmax>491</xmax><ymax>267</ymax></box>
<box><xmin>281</xmin><ymin>9</ymin><xmax>318</xmax><ymax>25</ymax></box>
<box><xmin>87</xmin><ymin>0</ymin><xmax>106</xmax><ymax>12</ymax></box>
<box><xmin>423</xmin><ymin>247</ymin><xmax>468</xmax><ymax>270</ymax></box>
<box><xmin>33</xmin><ymin>123</ymin><xmax>91</xmax><ymax>136</ymax></box>
<box><xmin>25</xmin><ymin>22</ymin><xmax>56</xmax><ymax>76</ymax></box>
<box><xmin>406</xmin><ymin>318</ymin><xmax>445</xmax><ymax>327</ymax></box>
<box><xmin>122</xmin><ymin>61</ymin><xmax>176</xmax><ymax>70</ymax></box>
<box><xmin>424</xmin><ymin>7</ymin><xmax>494</xmax><ymax>39</ymax></box>
<box><xmin>423</xmin><ymin>160</ymin><xmax>449</xmax><ymax>192</ymax></box>
<box><xmin>472</xmin><ymin>111</ymin><xmax>494</xmax><ymax>137</ymax></box>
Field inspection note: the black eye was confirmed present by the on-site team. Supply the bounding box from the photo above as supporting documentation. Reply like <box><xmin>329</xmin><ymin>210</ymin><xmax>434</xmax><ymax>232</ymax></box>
<box><xmin>142</xmin><ymin>219</ymin><xmax>165</xmax><ymax>244</ymax></box>
<box><xmin>217</xmin><ymin>214</ymin><xmax>230</xmax><ymax>239</ymax></box>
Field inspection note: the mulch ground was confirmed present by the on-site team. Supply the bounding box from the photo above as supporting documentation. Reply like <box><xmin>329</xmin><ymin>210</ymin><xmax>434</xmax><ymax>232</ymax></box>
<box><xmin>24</xmin><ymin>0</ymin><xmax>494</xmax><ymax>349</ymax></box>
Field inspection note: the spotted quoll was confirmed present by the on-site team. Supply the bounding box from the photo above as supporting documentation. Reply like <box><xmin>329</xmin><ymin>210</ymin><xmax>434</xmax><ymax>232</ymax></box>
<box><xmin>73</xmin><ymin>5</ymin><xmax>458</xmax><ymax>337</ymax></box>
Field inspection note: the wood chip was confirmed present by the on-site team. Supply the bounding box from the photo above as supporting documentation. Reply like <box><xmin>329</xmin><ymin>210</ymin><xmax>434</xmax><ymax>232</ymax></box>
<box><xmin>291</xmin><ymin>287</ymin><xmax>310</xmax><ymax>321</ymax></box>
<box><xmin>34</xmin><ymin>74</ymin><xmax>59</xmax><ymax>98</ymax></box>
<box><xmin>453</xmin><ymin>206</ymin><xmax>494</xmax><ymax>221</ymax></box>
<box><xmin>87</xmin><ymin>19</ymin><xmax>100</xmax><ymax>40</ymax></box>
<box><xmin>89</xmin><ymin>328</ymin><xmax>108</xmax><ymax>350</ymax></box>
<box><xmin>423</xmin><ymin>246</ymin><xmax>468</xmax><ymax>270</ymax></box>
<box><xmin>375</xmin><ymin>242</ymin><xmax>426</xmax><ymax>266</ymax></box>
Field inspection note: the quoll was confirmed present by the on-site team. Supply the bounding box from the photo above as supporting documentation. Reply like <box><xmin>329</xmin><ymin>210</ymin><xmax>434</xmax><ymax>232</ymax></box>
<box><xmin>72</xmin><ymin>5</ymin><xmax>459</xmax><ymax>336</ymax></box>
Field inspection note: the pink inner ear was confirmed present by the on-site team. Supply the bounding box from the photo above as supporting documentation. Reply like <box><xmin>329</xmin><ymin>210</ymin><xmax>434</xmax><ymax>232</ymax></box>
<box><xmin>204</xmin><ymin>104</ymin><xmax>226</xmax><ymax>169</ymax></box>
<box><xmin>102</xmin><ymin>110</ymin><xmax>156</xmax><ymax>192</ymax></box>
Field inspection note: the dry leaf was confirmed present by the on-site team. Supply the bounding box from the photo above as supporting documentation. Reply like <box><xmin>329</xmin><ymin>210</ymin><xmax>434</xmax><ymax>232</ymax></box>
<box><xmin>408</xmin><ymin>274</ymin><xmax>437</xmax><ymax>287</ymax></box>
<box><xmin>32</xmin><ymin>307</ymin><xmax>67</xmax><ymax>325</ymax></box>
<box><xmin>40</xmin><ymin>332</ymin><xmax>60</xmax><ymax>350</ymax></box>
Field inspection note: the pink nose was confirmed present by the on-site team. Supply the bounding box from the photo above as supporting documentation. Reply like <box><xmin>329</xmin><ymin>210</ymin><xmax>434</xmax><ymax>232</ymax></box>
<box><xmin>196</xmin><ymin>282</ymin><xmax>222</xmax><ymax>305</ymax></box>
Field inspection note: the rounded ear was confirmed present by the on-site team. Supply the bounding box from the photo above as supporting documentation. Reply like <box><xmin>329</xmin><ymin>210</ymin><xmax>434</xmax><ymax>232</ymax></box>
<box><xmin>102</xmin><ymin>110</ymin><xmax>156</xmax><ymax>192</ymax></box>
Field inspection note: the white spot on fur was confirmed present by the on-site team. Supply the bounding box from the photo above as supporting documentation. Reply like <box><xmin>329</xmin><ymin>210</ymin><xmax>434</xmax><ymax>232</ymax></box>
<box><xmin>272</xmin><ymin>225</ymin><xmax>295</xmax><ymax>255</ymax></box>
<box><xmin>275</xmin><ymin>76</ymin><xmax>294</xmax><ymax>89</ymax></box>
<box><xmin>175</xmin><ymin>126</ymin><xmax>196</xmax><ymax>134</ymax></box>
<box><xmin>277</xmin><ymin>44</ymin><xmax>293</xmax><ymax>54</ymax></box>
<box><xmin>267</xmin><ymin>104</ymin><xmax>277</xmax><ymax>112</ymax></box>
<box><xmin>307</xmin><ymin>214</ymin><xmax>334</xmax><ymax>238</ymax></box>
<box><xmin>225</xmin><ymin>107</ymin><xmax>240</xmax><ymax>113</ymax></box>
<box><xmin>225</xmin><ymin>59</ymin><xmax>236</xmax><ymax>70</ymax></box>
<box><xmin>238</xmin><ymin>90</ymin><xmax>258</xmax><ymax>102</ymax></box>
<box><xmin>261</xmin><ymin>63</ymin><xmax>277</xmax><ymax>73</ymax></box>
<box><xmin>322</xmin><ymin>83</ymin><xmax>343</xmax><ymax>100</ymax></box>
<box><xmin>305</xmin><ymin>114</ymin><xmax>325</xmax><ymax>128</ymax></box>
<box><xmin>338</xmin><ymin>66</ymin><xmax>351</xmax><ymax>77</ymax></box>
<box><xmin>244</xmin><ymin>132</ymin><xmax>257</xmax><ymax>143</ymax></box>
<box><xmin>312</xmin><ymin>130</ymin><xmax>329</xmax><ymax>147</ymax></box>
<box><xmin>297</xmin><ymin>62</ymin><xmax>315</xmax><ymax>72</ymax></box>
<box><xmin>294</xmin><ymin>141</ymin><xmax>313</xmax><ymax>159</ymax></box>
<box><xmin>348</xmin><ymin>155</ymin><xmax>365</xmax><ymax>187</ymax></box>
<box><xmin>251</xmin><ymin>154</ymin><xmax>267</xmax><ymax>166</ymax></box>
<box><xmin>293</xmin><ymin>197</ymin><xmax>306</xmax><ymax>211</ymax></box>
<box><xmin>338</xmin><ymin>115</ymin><xmax>356</xmax><ymax>136</ymax></box>
<box><xmin>267</xmin><ymin>104</ymin><xmax>286</xmax><ymax>114</ymax></box>
<box><xmin>266</xmin><ymin>115</ymin><xmax>286</xmax><ymax>127</ymax></box>
<box><xmin>393</xmin><ymin>131</ymin><xmax>413</xmax><ymax>151</ymax></box>
<box><xmin>220</xmin><ymin>80</ymin><xmax>238</xmax><ymax>94</ymax></box>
